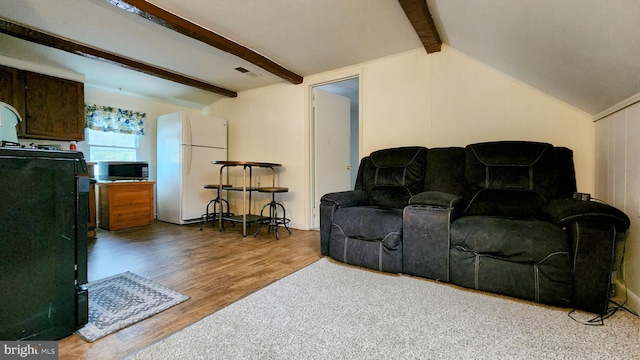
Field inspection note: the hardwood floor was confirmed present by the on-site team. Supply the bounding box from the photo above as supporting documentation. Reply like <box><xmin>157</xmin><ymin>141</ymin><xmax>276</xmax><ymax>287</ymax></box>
<box><xmin>59</xmin><ymin>221</ymin><xmax>322</xmax><ymax>360</ymax></box>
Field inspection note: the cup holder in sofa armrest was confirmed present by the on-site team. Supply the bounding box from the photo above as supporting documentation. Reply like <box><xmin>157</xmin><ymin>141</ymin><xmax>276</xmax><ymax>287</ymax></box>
<box><xmin>409</xmin><ymin>191</ymin><xmax>465</xmax><ymax>208</ymax></box>
<box><xmin>545</xmin><ymin>198</ymin><xmax>630</xmax><ymax>232</ymax></box>
<box><xmin>320</xmin><ymin>190</ymin><xmax>369</xmax><ymax>208</ymax></box>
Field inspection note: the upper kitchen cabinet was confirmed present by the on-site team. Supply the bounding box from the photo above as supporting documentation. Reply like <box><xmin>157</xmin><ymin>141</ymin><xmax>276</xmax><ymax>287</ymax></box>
<box><xmin>19</xmin><ymin>71</ymin><xmax>85</xmax><ymax>141</ymax></box>
<box><xmin>0</xmin><ymin>65</ymin><xmax>25</xmax><ymax>119</ymax></box>
<box><xmin>1</xmin><ymin>65</ymin><xmax>85</xmax><ymax>141</ymax></box>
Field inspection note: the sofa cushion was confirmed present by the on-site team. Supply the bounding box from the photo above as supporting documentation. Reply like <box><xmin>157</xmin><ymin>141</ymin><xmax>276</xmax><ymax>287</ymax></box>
<box><xmin>465</xmin><ymin>189</ymin><xmax>546</xmax><ymax>218</ymax></box>
<box><xmin>450</xmin><ymin>216</ymin><xmax>568</xmax><ymax>263</ymax></box>
<box><xmin>361</xmin><ymin>146</ymin><xmax>427</xmax><ymax>209</ymax></box>
<box><xmin>449</xmin><ymin>215</ymin><xmax>573</xmax><ymax>308</ymax></box>
<box><xmin>464</xmin><ymin>141</ymin><xmax>559</xmax><ymax>218</ymax></box>
<box><xmin>332</xmin><ymin>207</ymin><xmax>403</xmax><ymax>248</ymax></box>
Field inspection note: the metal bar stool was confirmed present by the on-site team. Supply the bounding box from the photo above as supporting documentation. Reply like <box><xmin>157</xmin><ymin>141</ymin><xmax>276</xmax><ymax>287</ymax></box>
<box><xmin>200</xmin><ymin>184</ymin><xmax>233</xmax><ymax>230</ymax></box>
<box><xmin>253</xmin><ymin>187</ymin><xmax>291</xmax><ymax>239</ymax></box>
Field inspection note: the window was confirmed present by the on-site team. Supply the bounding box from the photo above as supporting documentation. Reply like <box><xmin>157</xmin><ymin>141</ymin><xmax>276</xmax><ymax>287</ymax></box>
<box><xmin>84</xmin><ymin>104</ymin><xmax>146</xmax><ymax>178</ymax></box>
<box><xmin>85</xmin><ymin>128</ymin><xmax>138</xmax><ymax>162</ymax></box>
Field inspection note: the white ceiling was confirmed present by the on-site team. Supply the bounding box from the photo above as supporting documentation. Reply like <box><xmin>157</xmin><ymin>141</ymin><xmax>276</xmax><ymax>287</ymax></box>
<box><xmin>1</xmin><ymin>0</ymin><xmax>639</xmax><ymax>115</ymax></box>
<box><xmin>428</xmin><ymin>0</ymin><xmax>640</xmax><ymax>115</ymax></box>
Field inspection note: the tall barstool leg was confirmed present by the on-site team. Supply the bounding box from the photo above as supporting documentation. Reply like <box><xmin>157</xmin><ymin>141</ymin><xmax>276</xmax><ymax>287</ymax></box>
<box><xmin>253</xmin><ymin>199</ymin><xmax>271</xmax><ymax>237</ymax></box>
<box><xmin>269</xmin><ymin>193</ymin><xmax>279</xmax><ymax>239</ymax></box>
<box><xmin>200</xmin><ymin>185</ymin><xmax>232</xmax><ymax>231</ymax></box>
<box><xmin>276</xmin><ymin>202</ymin><xmax>292</xmax><ymax>236</ymax></box>
<box><xmin>200</xmin><ymin>196</ymin><xmax>218</xmax><ymax>230</ymax></box>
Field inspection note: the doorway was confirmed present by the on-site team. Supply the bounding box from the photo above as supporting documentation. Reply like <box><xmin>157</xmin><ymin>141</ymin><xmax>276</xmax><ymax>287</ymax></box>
<box><xmin>310</xmin><ymin>77</ymin><xmax>360</xmax><ymax>230</ymax></box>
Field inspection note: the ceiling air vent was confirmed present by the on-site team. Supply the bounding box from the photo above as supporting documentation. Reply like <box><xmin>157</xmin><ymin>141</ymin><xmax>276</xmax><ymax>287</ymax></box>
<box><xmin>234</xmin><ymin>67</ymin><xmax>262</xmax><ymax>78</ymax></box>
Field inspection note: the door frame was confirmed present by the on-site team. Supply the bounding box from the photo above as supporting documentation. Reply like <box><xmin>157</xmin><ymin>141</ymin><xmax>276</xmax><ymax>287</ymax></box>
<box><xmin>308</xmin><ymin>73</ymin><xmax>362</xmax><ymax>230</ymax></box>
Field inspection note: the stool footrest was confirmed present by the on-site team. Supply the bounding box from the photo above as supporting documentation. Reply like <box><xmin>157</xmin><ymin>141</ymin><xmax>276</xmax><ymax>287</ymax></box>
<box><xmin>255</xmin><ymin>217</ymin><xmax>290</xmax><ymax>225</ymax></box>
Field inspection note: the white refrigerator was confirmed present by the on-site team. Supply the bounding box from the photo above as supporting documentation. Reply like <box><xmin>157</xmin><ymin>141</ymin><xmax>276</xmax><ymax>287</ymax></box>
<box><xmin>156</xmin><ymin>111</ymin><xmax>228</xmax><ymax>224</ymax></box>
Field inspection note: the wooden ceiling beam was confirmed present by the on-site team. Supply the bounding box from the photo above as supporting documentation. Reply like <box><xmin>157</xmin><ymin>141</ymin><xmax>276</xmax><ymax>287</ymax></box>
<box><xmin>0</xmin><ymin>18</ymin><xmax>237</xmax><ymax>98</ymax></box>
<box><xmin>105</xmin><ymin>0</ymin><xmax>303</xmax><ymax>85</ymax></box>
<box><xmin>398</xmin><ymin>0</ymin><xmax>442</xmax><ymax>53</ymax></box>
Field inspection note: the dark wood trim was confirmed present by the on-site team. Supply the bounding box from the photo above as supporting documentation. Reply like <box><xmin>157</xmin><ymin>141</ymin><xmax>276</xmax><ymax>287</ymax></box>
<box><xmin>105</xmin><ymin>0</ymin><xmax>304</xmax><ymax>85</ymax></box>
<box><xmin>0</xmin><ymin>18</ymin><xmax>237</xmax><ymax>98</ymax></box>
<box><xmin>398</xmin><ymin>0</ymin><xmax>442</xmax><ymax>53</ymax></box>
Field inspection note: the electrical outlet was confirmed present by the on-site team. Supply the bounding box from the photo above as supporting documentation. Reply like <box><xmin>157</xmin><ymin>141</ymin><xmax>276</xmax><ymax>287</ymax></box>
<box><xmin>572</xmin><ymin>192</ymin><xmax>591</xmax><ymax>201</ymax></box>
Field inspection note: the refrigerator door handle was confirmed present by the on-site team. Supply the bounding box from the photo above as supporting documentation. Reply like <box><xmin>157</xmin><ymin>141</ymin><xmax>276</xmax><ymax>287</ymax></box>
<box><xmin>185</xmin><ymin>114</ymin><xmax>193</xmax><ymax>146</ymax></box>
<box><xmin>185</xmin><ymin>115</ymin><xmax>192</xmax><ymax>175</ymax></box>
<box><xmin>186</xmin><ymin>144</ymin><xmax>192</xmax><ymax>176</ymax></box>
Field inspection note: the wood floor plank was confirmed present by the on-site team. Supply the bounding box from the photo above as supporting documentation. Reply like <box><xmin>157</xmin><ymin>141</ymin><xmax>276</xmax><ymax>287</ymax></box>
<box><xmin>58</xmin><ymin>221</ymin><xmax>322</xmax><ymax>359</ymax></box>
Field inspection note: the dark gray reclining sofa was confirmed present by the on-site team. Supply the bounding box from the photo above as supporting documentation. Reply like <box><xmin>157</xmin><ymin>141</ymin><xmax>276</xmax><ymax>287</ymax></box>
<box><xmin>320</xmin><ymin>141</ymin><xmax>630</xmax><ymax>315</ymax></box>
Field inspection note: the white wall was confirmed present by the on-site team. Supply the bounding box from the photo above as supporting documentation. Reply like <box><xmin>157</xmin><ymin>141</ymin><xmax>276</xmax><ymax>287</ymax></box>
<box><xmin>205</xmin><ymin>83</ymin><xmax>307</xmax><ymax>229</ymax></box>
<box><xmin>595</xmin><ymin>102</ymin><xmax>640</xmax><ymax>312</ymax></box>
<box><xmin>207</xmin><ymin>45</ymin><xmax>593</xmax><ymax>231</ymax></box>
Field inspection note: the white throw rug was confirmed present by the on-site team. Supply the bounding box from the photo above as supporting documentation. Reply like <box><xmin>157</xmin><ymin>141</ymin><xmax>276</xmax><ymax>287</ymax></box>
<box><xmin>128</xmin><ymin>258</ymin><xmax>640</xmax><ymax>359</ymax></box>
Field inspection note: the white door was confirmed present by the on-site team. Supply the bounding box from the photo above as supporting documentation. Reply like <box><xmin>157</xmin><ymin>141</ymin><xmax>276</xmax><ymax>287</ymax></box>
<box><xmin>313</xmin><ymin>89</ymin><xmax>351</xmax><ymax>229</ymax></box>
<box><xmin>181</xmin><ymin>146</ymin><xmax>227</xmax><ymax>222</ymax></box>
<box><xmin>183</xmin><ymin>112</ymin><xmax>228</xmax><ymax>148</ymax></box>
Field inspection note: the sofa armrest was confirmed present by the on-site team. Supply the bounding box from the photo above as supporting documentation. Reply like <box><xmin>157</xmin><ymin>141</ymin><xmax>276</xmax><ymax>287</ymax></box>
<box><xmin>320</xmin><ymin>190</ymin><xmax>369</xmax><ymax>208</ymax></box>
<box><xmin>546</xmin><ymin>199</ymin><xmax>629</xmax><ymax>314</ymax></box>
<box><xmin>402</xmin><ymin>201</ymin><xmax>464</xmax><ymax>281</ymax></box>
<box><xmin>409</xmin><ymin>191</ymin><xmax>465</xmax><ymax>208</ymax></box>
<box><xmin>319</xmin><ymin>190</ymin><xmax>369</xmax><ymax>256</ymax></box>
<box><xmin>545</xmin><ymin>199</ymin><xmax>630</xmax><ymax>232</ymax></box>
<box><xmin>403</xmin><ymin>192</ymin><xmax>465</xmax><ymax>281</ymax></box>
<box><xmin>567</xmin><ymin>219</ymin><xmax>619</xmax><ymax>314</ymax></box>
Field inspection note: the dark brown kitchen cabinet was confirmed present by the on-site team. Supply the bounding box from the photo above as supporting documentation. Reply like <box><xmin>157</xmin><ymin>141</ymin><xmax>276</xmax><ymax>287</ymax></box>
<box><xmin>0</xmin><ymin>65</ymin><xmax>25</xmax><ymax>119</ymax></box>
<box><xmin>1</xmin><ymin>64</ymin><xmax>84</xmax><ymax>141</ymax></box>
<box><xmin>19</xmin><ymin>71</ymin><xmax>85</xmax><ymax>141</ymax></box>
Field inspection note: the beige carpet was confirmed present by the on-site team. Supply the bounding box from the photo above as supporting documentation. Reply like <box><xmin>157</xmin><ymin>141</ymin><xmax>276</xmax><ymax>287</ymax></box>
<box><xmin>128</xmin><ymin>258</ymin><xmax>640</xmax><ymax>359</ymax></box>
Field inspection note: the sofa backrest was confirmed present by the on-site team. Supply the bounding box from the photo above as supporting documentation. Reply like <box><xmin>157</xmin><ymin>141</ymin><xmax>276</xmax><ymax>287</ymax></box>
<box><xmin>356</xmin><ymin>146</ymin><xmax>427</xmax><ymax>209</ymax></box>
<box><xmin>463</xmin><ymin>141</ymin><xmax>561</xmax><ymax>218</ymax></box>
<box><xmin>555</xmin><ymin>146</ymin><xmax>578</xmax><ymax>198</ymax></box>
<box><xmin>423</xmin><ymin>147</ymin><xmax>466</xmax><ymax>195</ymax></box>
<box><xmin>354</xmin><ymin>142</ymin><xmax>578</xmax><ymax>215</ymax></box>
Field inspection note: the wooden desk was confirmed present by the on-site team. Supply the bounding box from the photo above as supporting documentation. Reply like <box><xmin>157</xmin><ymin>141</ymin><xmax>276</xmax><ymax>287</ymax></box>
<box><xmin>97</xmin><ymin>181</ymin><xmax>155</xmax><ymax>231</ymax></box>
<box><xmin>213</xmin><ymin>161</ymin><xmax>281</xmax><ymax>236</ymax></box>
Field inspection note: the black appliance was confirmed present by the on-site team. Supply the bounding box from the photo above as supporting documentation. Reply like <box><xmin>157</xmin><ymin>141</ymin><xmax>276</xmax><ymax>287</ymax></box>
<box><xmin>0</xmin><ymin>148</ymin><xmax>89</xmax><ymax>340</ymax></box>
<box><xmin>98</xmin><ymin>161</ymin><xmax>149</xmax><ymax>181</ymax></box>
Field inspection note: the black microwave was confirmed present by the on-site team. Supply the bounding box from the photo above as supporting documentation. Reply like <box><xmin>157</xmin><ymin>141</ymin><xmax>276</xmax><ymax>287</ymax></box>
<box><xmin>98</xmin><ymin>161</ymin><xmax>149</xmax><ymax>181</ymax></box>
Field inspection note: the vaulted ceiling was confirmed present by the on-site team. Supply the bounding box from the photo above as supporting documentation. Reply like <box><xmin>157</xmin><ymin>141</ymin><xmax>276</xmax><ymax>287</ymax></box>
<box><xmin>429</xmin><ymin>0</ymin><xmax>640</xmax><ymax>116</ymax></box>
<box><xmin>1</xmin><ymin>0</ymin><xmax>639</xmax><ymax>115</ymax></box>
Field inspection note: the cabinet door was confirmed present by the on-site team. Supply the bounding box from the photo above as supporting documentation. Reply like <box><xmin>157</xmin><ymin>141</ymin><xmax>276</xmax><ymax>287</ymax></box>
<box><xmin>0</xmin><ymin>65</ymin><xmax>25</xmax><ymax>119</ymax></box>
<box><xmin>21</xmin><ymin>71</ymin><xmax>84</xmax><ymax>141</ymax></box>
